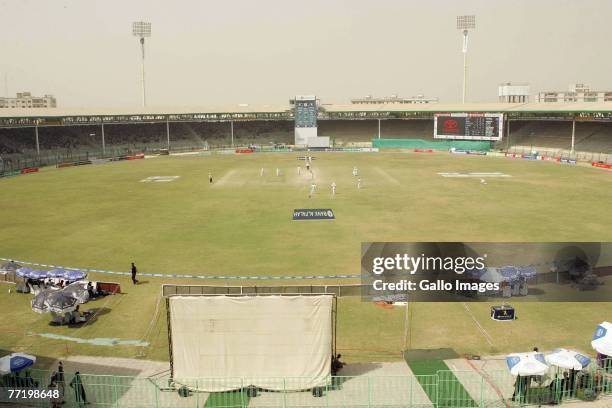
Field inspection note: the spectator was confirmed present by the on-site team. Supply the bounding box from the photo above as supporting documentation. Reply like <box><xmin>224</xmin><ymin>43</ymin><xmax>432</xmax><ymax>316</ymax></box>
<box><xmin>24</xmin><ymin>370</ymin><xmax>36</xmax><ymax>387</ymax></box>
<box><xmin>131</xmin><ymin>263</ymin><xmax>138</xmax><ymax>285</ymax></box>
<box><xmin>511</xmin><ymin>375</ymin><xmax>529</xmax><ymax>402</ymax></box>
<box><xmin>86</xmin><ymin>282</ymin><xmax>95</xmax><ymax>299</ymax></box>
<box><xmin>57</xmin><ymin>361</ymin><xmax>65</xmax><ymax>399</ymax></box>
<box><xmin>69</xmin><ymin>306</ymin><xmax>86</xmax><ymax>324</ymax></box>
<box><xmin>49</xmin><ymin>379</ymin><xmax>62</xmax><ymax>408</ymax></box>
<box><xmin>331</xmin><ymin>354</ymin><xmax>345</xmax><ymax>375</ymax></box>
<box><xmin>69</xmin><ymin>372</ymin><xmax>88</xmax><ymax>406</ymax></box>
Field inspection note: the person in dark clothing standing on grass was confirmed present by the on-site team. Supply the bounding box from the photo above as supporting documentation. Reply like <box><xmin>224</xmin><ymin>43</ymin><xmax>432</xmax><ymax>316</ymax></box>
<box><xmin>131</xmin><ymin>262</ymin><xmax>138</xmax><ymax>285</ymax></box>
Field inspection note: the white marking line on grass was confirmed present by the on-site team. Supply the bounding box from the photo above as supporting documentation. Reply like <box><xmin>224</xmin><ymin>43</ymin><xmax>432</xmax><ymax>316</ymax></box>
<box><xmin>34</xmin><ymin>333</ymin><xmax>149</xmax><ymax>347</ymax></box>
<box><xmin>438</xmin><ymin>172</ymin><xmax>511</xmax><ymax>178</ymax></box>
<box><xmin>461</xmin><ymin>302</ymin><xmax>494</xmax><ymax>346</ymax></box>
<box><xmin>374</xmin><ymin>167</ymin><xmax>400</xmax><ymax>185</ymax></box>
<box><xmin>140</xmin><ymin>176</ymin><xmax>180</xmax><ymax>183</ymax></box>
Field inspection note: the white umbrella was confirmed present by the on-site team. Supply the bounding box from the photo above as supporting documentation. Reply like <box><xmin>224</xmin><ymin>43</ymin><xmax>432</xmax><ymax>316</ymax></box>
<box><xmin>44</xmin><ymin>291</ymin><xmax>78</xmax><ymax>314</ymax></box>
<box><xmin>477</xmin><ymin>268</ymin><xmax>508</xmax><ymax>283</ymax></box>
<box><xmin>546</xmin><ymin>348</ymin><xmax>591</xmax><ymax>370</ymax></box>
<box><xmin>31</xmin><ymin>290</ymin><xmax>55</xmax><ymax>314</ymax></box>
<box><xmin>506</xmin><ymin>352</ymin><xmax>549</xmax><ymax>376</ymax></box>
<box><xmin>592</xmin><ymin>321</ymin><xmax>612</xmax><ymax>356</ymax></box>
<box><xmin>61</xmin><ymin>283</ymin><xmax>89</xmax><ymax>304</ymax></box>
<box><xmin>0</xmin><ymin>353</ymin><xmax>36</xmax><ymax>375</ymax></box>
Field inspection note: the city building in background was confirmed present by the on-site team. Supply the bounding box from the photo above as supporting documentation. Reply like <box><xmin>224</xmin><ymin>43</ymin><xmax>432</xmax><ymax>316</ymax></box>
<box><xmin>0</xmin><ymin>92</ymin><xmax>57</xmax><ymax>108</ymax></box>
<box><xmin>498</xmin><ymin>82</ymin><xmax>530</xmax><ymax>103</ymax></box>
<box><xmin>535</xmin><ymin>84</ymin><xmax>612</xmax><ymax>103</ymax></box>
<box><xmin>350</xmin><ymin>94</ymin><xmax>438</xmax><ymax>104</ymax></box>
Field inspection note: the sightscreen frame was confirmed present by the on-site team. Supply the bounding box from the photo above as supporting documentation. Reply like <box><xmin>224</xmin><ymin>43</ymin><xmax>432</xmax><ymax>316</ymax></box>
<box><xmin>166</xmin><ymin>293</ymin><xmax>337</xmax><ymax>386</ymax></box>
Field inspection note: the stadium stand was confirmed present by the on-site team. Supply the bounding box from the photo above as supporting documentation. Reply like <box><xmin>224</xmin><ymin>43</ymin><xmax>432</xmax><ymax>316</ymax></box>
<box><xmin>0</xmin><ymin>121</ymin><xmax>294</xmax><ymax>156</ymax></box>
<box><xmin>1</xmin><ymin>118</ymin><xmax>611</xmax><ymax>170</ymax></box>
<box><xmin>503</xmin><ymin>121</ymin><xmax>612</xmax><ymax>153</ymax></box>
<box><xmin>319</xmin><ymin>119</ymin><xmax>433</xmax><ymax>144</ymax></box>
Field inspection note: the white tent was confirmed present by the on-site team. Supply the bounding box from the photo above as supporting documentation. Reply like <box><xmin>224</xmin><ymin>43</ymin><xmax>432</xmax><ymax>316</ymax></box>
<box><xmin>592</xmin><ymin>321</ymin><xmax>612</xmax><ymax>356</ymax></box>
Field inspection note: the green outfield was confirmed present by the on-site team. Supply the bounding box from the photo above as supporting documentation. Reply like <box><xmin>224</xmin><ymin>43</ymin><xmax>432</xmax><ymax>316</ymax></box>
<box><xmin>1</xmin><ymin>152</ymin><xmax>611</xmax><ymax>366</ymax></box>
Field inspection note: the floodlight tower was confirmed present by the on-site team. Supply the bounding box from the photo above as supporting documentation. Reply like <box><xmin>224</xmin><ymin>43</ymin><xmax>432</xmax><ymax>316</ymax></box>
<box><xmin>456</xmin><ymin>15</ymin><xmax>476</xmax><ymax>104</ymax></box>
<box><xmin>132</xmin><ymin>21</ymin><xmax>151</xmax><ymax>107</ymax></box>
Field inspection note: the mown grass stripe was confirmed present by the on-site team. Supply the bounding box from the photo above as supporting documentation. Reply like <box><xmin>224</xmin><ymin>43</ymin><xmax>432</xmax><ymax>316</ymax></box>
<box><xmin>406</xmin><ymin>358</ymin><xmax>477</xmax><ymax>407</ymax></box>
<box><xmin>203</xmin><ymin>390</ymin><xmax>249</xmax><ymax>408</ymax></box>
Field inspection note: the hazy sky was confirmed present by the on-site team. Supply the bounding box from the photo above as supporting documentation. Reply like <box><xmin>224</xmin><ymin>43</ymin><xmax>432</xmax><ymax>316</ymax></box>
<box><xmin>0</xmin><ymin>0</ymin><xmax>610</xmax><ymax>108</ymax></box>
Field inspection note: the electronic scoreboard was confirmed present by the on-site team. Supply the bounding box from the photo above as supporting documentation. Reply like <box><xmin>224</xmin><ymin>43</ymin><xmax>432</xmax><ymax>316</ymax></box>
<box><xmin>434</xmin><ymin>113</ymin><xmax>504</xmax><ymax>141</ymax></box>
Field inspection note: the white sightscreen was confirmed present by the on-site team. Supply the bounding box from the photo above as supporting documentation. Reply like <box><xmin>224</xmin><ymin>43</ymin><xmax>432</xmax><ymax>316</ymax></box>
<box><xmin>169</xmin><ymin>295</ymin><xmax>333</xmax><ymax>391</ymax></box>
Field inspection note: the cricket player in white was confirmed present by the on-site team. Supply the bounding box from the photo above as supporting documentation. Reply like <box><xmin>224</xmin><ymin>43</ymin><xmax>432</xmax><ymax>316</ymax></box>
<box><xmin>352</xmin><ymin>166</ymin><xmax>358</xmax><ymax>177</ymax></box>
<box><xmin>357</xmin><ymin>178</ymin><xmax>362</xmax><ymax>189</ymax></box>
<box><xmin>297</xmin><ymin>166</ymin><xmax>301</xmax><ymax>175</ymax></box>
<box><xmin>260</xmin><ymin>168</ymin><xmax>264</xmax><ymax>177</ymax></box>
<box><xmin>309</xmin><ymin>182</ymin><xmax>317</xmax><ymax>198</ymax></box>
<box><xmin>276</xmin><ymin>168</ymin><xmax>280</xmax><ymax>177</ymax></box>
<box><xmin>331</xmin><ymin>182</ymin><xmax>336</xmax><ymax>196</ymax></box>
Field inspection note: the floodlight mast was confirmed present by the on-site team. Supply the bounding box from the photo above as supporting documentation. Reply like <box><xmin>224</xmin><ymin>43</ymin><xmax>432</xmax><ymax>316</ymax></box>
<box><xmin>132</xmin><ymin>21</ymin><xmax>151</xmax><ymax>107</ymax></box>
<box><xmin>457</xmin><ymin>15</ymin><xmax>476</xmax><ymax>104</ymax></box>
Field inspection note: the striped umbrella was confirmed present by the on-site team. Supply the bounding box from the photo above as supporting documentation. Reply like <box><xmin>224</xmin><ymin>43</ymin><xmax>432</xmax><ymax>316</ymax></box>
<box><xmin>28</xmin><ymin>270</ymin><xmax>50</xmax><ymax>280</ymax></box>
<box><xmin>48</xmin><ymin>269</ymin><xmax>67</xmax><ymax>278</ymax></box>
<box><xmin>61</xmin><ymin>283</ymin><xmax>90</xmax><ymax>304</ymax></box>
<box><xmin>16</xmin><ymin>267</ymin><xmax>33</xmax><ymax>278</ymax></box>
<box><xmin>31</xmin><ymin>290</ymin><xmax>54</xmax><ymax>313</ymax></box>
<box><xmin>44</xmin><ymin>290</ymin><xmax>78</xmax><ymax>314</ymax></box>
<box><xmin>506</xmin><ymin>352</ymin><xmax>549</xmax><ymax>376</ymax></box>
<box><xmin>63</xmin><ymin>269</ymin><xmax>87</xmax><ymax>282</ymax></box>
<box><xmin>476</xmin><ymin>267</ymin><xmax>514</xmax><ymax>283</ymax></box>
<box><xmin>0</xmin><ymin>353</ymin><xmax>36</xmax><ymax>375</ymax></box>
<box><xmin>592</xmin><ymin>322</ymin><xmax>612</xmax><ymax>356</ymax></box>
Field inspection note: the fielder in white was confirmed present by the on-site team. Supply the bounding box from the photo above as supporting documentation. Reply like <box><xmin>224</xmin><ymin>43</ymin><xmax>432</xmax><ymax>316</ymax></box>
<box><xmin>331</xmin><ymin>182</ymin><xmax>336</xmax><ymax>196</ymax></box>
<box><xmin>276</xmin><ymin>168</ymin><xmax>280</xmax><ymax>177</ymax></box>
<box><xmin>357</xmin><ymin>178</ymin><xmax>362</xmax><ymax>189</ymax></box>
<box><xmin>309</xmin><ymin>182</ymin><xmax>317</xmax><ymax>198</ymax></box>
<box><xmin>297</xmin><ymin>166</ymin><xmax>301</xmax><ymax>175</ymax></box>
<box><xmin>260</xmin><ymin>168</ymin><xmax>264</xmax><ymax>177</ymax></box>
<box><xmin>352</xmin><ymin>166</ymin><xmax>358</xmax><ymax>177</ymax></box>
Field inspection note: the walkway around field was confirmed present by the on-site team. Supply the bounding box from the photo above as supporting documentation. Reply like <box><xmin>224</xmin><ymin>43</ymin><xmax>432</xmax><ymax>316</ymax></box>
<box><xmin>4</xmin><ymin>356</ymin><xmax>612</xmax><ymax>407</ymax></box>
